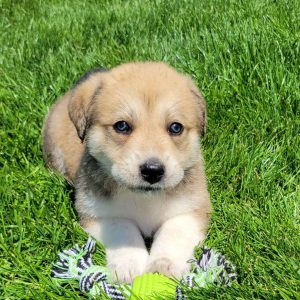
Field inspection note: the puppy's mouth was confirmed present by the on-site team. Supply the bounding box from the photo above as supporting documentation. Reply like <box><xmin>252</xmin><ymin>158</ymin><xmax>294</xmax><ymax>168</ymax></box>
<box><xmin>129</xmin><ymin>186</ymin><xmax>163</xmax><ymax>193</ymax></box>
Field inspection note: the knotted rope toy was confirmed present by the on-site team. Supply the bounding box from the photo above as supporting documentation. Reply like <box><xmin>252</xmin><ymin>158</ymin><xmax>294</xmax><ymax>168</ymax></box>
<box><xmin>52</xmin><ymin>238</ymin><xmax>237</xmax><ymax>299</ymax></box>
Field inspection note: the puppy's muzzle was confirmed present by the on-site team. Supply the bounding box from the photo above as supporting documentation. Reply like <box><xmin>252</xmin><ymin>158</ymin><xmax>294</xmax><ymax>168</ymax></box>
<box><xmin>140</xmin><ymin>158</ymin><xmax>165</xmax><ymax>184</ymax></box>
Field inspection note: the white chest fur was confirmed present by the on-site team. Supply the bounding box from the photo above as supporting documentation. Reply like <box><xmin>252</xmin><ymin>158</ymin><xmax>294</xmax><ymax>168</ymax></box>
<box><xmin>78</xmin><ymin>189</ymin><xmax>200</xmax><ymax>237</ymax></box>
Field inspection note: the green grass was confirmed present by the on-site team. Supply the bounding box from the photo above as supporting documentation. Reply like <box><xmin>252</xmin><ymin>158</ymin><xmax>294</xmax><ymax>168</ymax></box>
<box><xmin>1</xmin><ymin>0</ymin><xmax>299</xmax><ymax>298</ymax></box>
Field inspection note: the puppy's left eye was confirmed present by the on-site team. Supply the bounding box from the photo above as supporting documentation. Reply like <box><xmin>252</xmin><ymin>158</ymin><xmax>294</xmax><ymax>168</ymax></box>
<box><xmin>113</xmin><ymin>121</ymin><xmax>132</xmax><ymax>134</ymax></box>
<box><xmin>168</xmin><ymin>122</ymin><xmax>184</xmax><ymax>135</ymax></box>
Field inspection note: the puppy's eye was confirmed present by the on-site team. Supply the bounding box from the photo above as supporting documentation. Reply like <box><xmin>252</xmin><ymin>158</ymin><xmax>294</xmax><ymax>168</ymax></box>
<box><xmin>113</xmin><ymin>121</ymin><xmax>132</xmax><ymax>134</ymax></box>
<box><xmin>168</xmin><ymin>122</ymin><xmax>184</xmax><ymax>135</ymax></box>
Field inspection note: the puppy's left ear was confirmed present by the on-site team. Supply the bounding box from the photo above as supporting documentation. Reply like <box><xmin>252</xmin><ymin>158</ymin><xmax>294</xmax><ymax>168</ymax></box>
<box><xmin>68</xmin><ymin>70</ymin><xmax>107</xmax><ymax>141</ymax></box>
<box><xmin>188</xmin><ymin>79</ymin><xmax>207</xmax><ymax>137</ymax></box>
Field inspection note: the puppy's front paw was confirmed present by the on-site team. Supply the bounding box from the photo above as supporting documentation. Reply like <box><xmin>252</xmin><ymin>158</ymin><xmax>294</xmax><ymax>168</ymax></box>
<box><xmin>107</xmin><ymin>248</ymin><xmax>148</xmax><ymax>284</ymax></box>
<box><xmin>146</xmin><ymin>257</ymin><xmax>189</xmax><ymax>279</ymax></box>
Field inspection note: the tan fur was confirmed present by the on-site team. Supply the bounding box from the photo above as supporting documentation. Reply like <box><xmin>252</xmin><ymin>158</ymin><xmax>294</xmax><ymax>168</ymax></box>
<box><xmin>42</xmin><ymin>62</ymin><xmax>211</xmax><ymax>283</ymax></box>
<box><xmin>43</xmin><ymin>92</ymin><xmax>84</xmax><ymax>182</ymax></box>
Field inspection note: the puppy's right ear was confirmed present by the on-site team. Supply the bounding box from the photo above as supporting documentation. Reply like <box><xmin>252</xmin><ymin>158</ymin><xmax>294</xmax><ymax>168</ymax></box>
<box><xmin>68</xmin><ymin>70</ymin><xmax>107</xmax><ymax>141</ymax></box>
<box><xmin>186</xmin><ymin>77</ymin><xmax>207</xmax><ymax>137</ymax></box>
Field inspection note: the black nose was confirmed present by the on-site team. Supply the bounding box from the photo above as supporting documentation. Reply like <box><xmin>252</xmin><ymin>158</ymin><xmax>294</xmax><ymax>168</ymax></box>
<box><xmin>140</xmin><ymin>158</ymin><xmax>165</xmax><ymax>184</ymax></box>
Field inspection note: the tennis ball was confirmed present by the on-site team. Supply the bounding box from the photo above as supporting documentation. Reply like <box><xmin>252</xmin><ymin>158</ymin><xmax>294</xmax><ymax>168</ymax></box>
<box><xmin>130</xmin><ymin>273</ymin><xmax>176</xmax><ymax>299</ymax></box>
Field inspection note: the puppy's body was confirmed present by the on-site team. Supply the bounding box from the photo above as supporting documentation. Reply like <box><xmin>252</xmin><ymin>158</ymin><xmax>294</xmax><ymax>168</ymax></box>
<box><xmin>43</xmin><ymin>62</ymin><xmax>211</xmax><ymax>283</ymax></box>
<box><xmin>43</xmin><ymin>93</ymin><xmax>84</xmax><ymax>181</ymax></box>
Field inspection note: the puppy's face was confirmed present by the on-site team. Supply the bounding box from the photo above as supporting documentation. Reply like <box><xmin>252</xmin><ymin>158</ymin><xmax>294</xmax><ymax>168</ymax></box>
<box><xmin>70</xmin><ymin>63</ymin><xmax>206</xmax><ymax>192</ymax></box>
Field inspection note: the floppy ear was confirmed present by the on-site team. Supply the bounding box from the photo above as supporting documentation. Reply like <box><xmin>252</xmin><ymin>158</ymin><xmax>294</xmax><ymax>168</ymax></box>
<box><xmin>68</xmin><ymin>70</ymin><xmax>107</xmax><ymax>141</ymax></box>
<box><xmin>188</xmin><ymin>79</ymin><xmax>207</xmax><ymax>137</ymax></box>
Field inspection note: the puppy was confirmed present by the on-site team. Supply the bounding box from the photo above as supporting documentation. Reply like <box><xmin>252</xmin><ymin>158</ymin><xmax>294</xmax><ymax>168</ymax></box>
<box><xmin>43</xmin><ymin>62</ymin><xmax>211</xmax><ymax>283</ymax></box>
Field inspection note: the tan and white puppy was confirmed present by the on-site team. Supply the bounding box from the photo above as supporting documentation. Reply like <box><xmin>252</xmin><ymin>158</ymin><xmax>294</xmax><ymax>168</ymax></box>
<box><xmin>43</xmin><ymin>62</ymin><xmax>211</xmax><ymax>283</ymax></box>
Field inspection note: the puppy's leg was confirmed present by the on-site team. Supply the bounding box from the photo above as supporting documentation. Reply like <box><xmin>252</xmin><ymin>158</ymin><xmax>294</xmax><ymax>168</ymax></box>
<box><xmin>147</xmin><ymin>214</ymin><xmax>207</xmax><ymax>278</ymax></box>
<box><xmin>83</xmin><ymin>218</ymin><xmax>148</xmax><ymax>283</ymax></box>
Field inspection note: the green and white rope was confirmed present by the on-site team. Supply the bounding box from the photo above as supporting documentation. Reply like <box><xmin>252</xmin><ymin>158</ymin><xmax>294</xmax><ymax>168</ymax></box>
<box><xmin>52</xmin><ymin>238</ymin><xmax>236</xmax><ymax>299</ymax></box>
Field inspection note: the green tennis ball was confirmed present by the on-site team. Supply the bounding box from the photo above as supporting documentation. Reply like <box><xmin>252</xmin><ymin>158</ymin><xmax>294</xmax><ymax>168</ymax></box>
<box><xmin>130</xmin><ymin>273</ymin><xmax>177</xmax><ymax>299</ymax></box>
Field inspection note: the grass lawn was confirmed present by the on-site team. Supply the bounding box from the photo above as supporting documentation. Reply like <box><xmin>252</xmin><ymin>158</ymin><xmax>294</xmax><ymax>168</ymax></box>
<box><xmin>1</xmin><ymin>0</ymin><xmax>299</xmax><ymax>298</ymax></box>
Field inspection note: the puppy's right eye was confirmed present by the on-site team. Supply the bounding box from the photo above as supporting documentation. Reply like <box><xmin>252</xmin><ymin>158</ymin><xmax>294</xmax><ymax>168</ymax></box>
<box><xmin>168</xmin><ymin>122</ymin><xmax>184</xmax><ymax>135</ymax></box>
<box><xmin>113</xmin><ymin>121</ymin><xmax>132</xmax><ymax>134</ymax></box>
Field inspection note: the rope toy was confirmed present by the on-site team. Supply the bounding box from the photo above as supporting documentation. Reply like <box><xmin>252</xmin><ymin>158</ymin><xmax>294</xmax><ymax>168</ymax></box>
<box><xmin>52</xmin><ymin>237</ymin><xmax>237</xmax><ymax>299</ymax></box>
<box><xmin>52</xmin><ymin>238</ymin><xmax>128</xmax><ymax>299</ymax></box>
<box><xmin>176</xmin><ymin>247</ymin><xmax>237</xmax><ymax>299</ymax></box>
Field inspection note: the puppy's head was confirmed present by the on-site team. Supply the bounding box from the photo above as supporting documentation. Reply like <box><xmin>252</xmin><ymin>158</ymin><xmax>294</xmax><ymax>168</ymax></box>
<box><xmin>69</xmin><ymin>62</ymin><xmax>206</xmax><ymax>192</ymax></box>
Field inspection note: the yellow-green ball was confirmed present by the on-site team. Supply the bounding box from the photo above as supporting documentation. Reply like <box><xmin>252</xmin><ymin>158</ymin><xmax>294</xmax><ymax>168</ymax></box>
<box><xmin>130</xmin><ymin>273</ymin><xmax>177</xmax><ymax>299</ymax></box>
